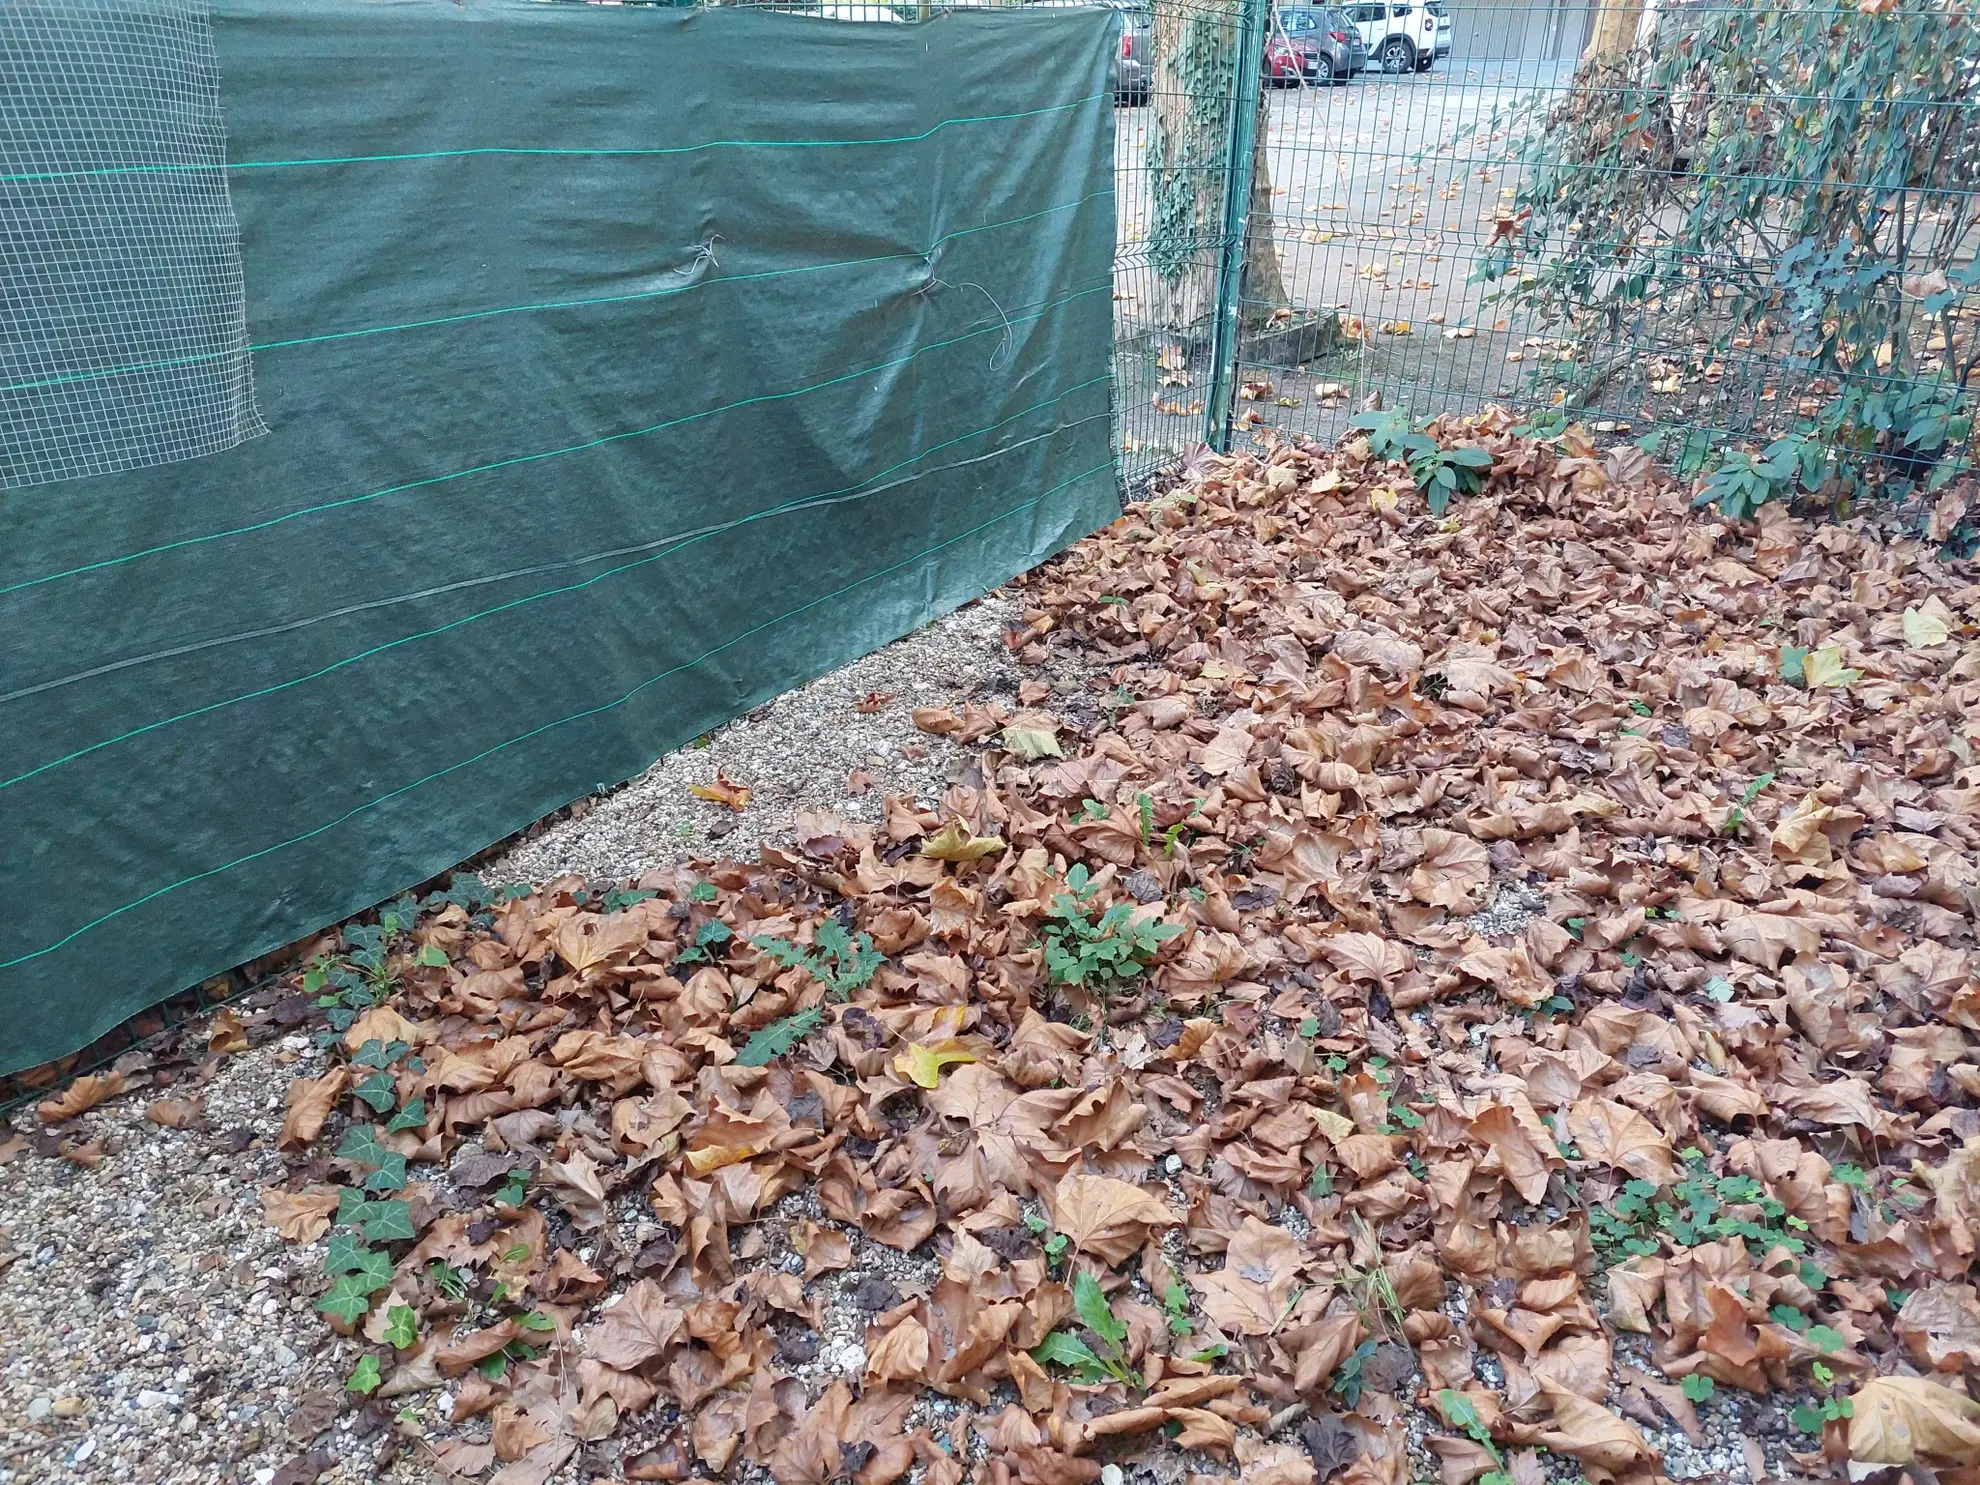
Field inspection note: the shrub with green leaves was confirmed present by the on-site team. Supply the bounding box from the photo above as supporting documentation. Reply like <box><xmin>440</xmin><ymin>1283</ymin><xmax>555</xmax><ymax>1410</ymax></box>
<box><xmin>1032</xmin><ymin>1271</ymin><xmax>1139</xmax><ymax>1387</ymax></box>
<box><xmin>1478</xmin><ymin>0</ymin><xmax>1980</xmax><ymax>510</ymax></box>
<box><xmin>1348</xmin><ymin>411</ymin><xmax>1495</xmax><ymax>514</ymax></box>
<box><xmin>751</xmin><ymin>918</ymin><xmax>883</xmax><ymax>997</ymax></box>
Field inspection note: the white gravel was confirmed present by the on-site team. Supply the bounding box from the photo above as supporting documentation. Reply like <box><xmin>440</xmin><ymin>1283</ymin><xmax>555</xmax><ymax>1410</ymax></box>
<box><xmin>0</xmin><ymin>1037</ymin><xmax>377</xmax><ymax>1485</ymax></box>
<box><xmin>493</xmin><ymin>593</ymin><xmax>1065</xmax><ymax>882</ymax></box>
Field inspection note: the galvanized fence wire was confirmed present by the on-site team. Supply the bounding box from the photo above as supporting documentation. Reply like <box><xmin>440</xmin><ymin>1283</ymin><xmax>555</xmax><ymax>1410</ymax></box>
<box><xmin>1219</xmin><ymin>0</ymin><xmax>1980</xmax><ymax>498</ymax></box>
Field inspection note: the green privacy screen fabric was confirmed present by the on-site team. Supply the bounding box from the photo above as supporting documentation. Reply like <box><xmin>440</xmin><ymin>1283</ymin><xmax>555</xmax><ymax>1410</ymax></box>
<box><xmin>0</xmin><ymin>0</ymin><xmax>1119</xmax><ymax>1075</ymax></box>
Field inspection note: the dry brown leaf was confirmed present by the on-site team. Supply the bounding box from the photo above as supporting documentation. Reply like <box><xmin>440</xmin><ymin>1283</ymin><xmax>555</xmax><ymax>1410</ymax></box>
<box><xmin>260</xmin><ymin>1187</ymin><xmax>341</xmax><ymax>1242</ymax></box>
<box><xmin>1563</xmin><ymin>1098</ymin><xmax>1674</xmax><ymax>1184</ymax></box>
<box><xmin>585</xmin><ymin>1280</ymin><xmax>685</xmax><ymax>1370</ymax></box>
<box><xmin>145</xmin><ymin>1097</ymin><xmax>203</xmax><ymax>1129</ymax></box>
<box><xmin>36</xmin><ymin>1071</ymin><xmax>125</xmax><ymax>1124</ymax></box>
<box><xmin>1846</xmin><ymin>1375</ymin><xmax>1980</xmax><ymax>1466</ymax></box>
<box><xmin>1048</xmin><ymin>1173</ymin><xmax>1176</xmax><ymax>1264</ymax></box>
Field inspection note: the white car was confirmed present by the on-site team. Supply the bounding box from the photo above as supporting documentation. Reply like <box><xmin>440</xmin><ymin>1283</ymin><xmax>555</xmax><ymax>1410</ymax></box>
<box><xmin>1343</xmin><ymin>0</ymin><xmax>1438</xmax><ymax>71</ymax></box>
<box><xmin>1425</xmin><ymin>0</ymin><xmax>1451</xmax><ymax>58</ymax></box>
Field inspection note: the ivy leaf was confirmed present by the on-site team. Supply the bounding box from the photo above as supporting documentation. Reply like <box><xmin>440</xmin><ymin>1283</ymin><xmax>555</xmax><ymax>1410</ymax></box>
<box><xmin>351</xmin><ymin>1247</ymin><xmax>396</xmax><ymax>1293</ymax></box>
<box><xmin>317</xmin><ymin>1275</ymin><xmax>375</xmax><ymax>1326</ymax></box>
<box><xmin>360</xmin><ymin>1200</ymin><xmax>416</xmax><ymax>1243</ymax></box>
<box><xmin>416</xmin><ymin>943</ymin><xmax>450</xmax><ymax>968</ymax></box>
<box><xmin>336</xmin><ymin>1186</ymin><xmax>370</xmax><ymax>1227</ymax></box>
<box><xmin>384</xmin><ymin>1097</ymin><xmax>427</xmax><ymax>1134</ymax></box>
<box><xmin>364</xmin><ymin>1152</ymin><xmax>409</xmax><ymax>1193</ymax></box>
<box><xmin>336</xmin><ymin>1124</ymin><xmax>390</xmax><ymax>1170</ymax></box>
<box><xmin>352</xmin><ymin>1070</ymin><xmax>398</xmax><ymax>1114</ymax></box>
<box><xmin>383</xmin><ymin>1304</ymin><xmax>419</xmax><ymax>1349</ymax></box>
<box><xmin>326</xmin><ymin>1233</ymin><xmax>370</xmax><ymax>1275</ymax></box>
<box><xmin>347</xmin><ymin>1354</ymin><xmax>383</xmax><ymax>1395</ymax></box>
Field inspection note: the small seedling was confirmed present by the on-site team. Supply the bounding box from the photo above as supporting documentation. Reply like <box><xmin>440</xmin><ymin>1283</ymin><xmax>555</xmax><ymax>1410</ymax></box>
<box><xmin>1330</xmin><ymin>1339</ymin><xmax>1379</xmax><ymax>1407</ymax></box>
<box><xmin>1040</xmin><ymin>865</ymin><xmax>1182</xmax><ymax>996</ymax></box>
<box><xmin>1680</xmin><ymin>1373</ymin><xmax>1715</xmax><ymax>1403</ymax></box>
<box><xmin>1162</xmin><ymin>1283</ymin><xmax>1193</xmax><ymax>1338</ymax></box>
<box><xmin>674</xmin><ymin>918</ymin><xmax>733</xmax><ymax>966</ymax></box>
<box><xmin>751</xmin><ymin>919</ymin><xmax>883</xmax><ymax>996</ymax></box>
<box><xmin>1790</xmin><ymin>1396</ymin><xmax>1852</xmax><ymax>1435</ymax></box>
<box><xmin>1033</xmin><ymin>1270</ymin><xmax>1139</xmax><ymax>1387</ymax></box>
<box><xmin>1721</xmin><ymin>771</ymin><xmax>1776</xmax><ymax>835</ymax></box>
<box><xmin>736</xmin><ymin>1006</ymin><xmax>826</xmax><ymax>1066</ymax></box>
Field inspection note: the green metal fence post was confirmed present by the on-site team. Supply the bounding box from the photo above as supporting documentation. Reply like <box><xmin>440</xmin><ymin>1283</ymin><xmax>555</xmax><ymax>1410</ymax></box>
<box><xmin>1202</xmin><ymin>0</ymin><xmax>1267</xmax><ymax>453</ymax></box>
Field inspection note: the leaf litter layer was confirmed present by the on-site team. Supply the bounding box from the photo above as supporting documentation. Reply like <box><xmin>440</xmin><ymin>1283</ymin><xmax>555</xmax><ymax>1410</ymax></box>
<box><xmin>53</xmin><ymin>412</ymin><xmax>1980</xmax><ymax>1485</ymax></box>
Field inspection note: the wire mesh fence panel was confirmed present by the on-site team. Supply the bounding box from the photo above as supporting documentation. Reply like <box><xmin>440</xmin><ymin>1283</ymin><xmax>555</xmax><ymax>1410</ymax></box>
<box><xmin>1218</xmin><ymin>0</ymin><xmax>1980</xmax><ymax>511</ymax></box>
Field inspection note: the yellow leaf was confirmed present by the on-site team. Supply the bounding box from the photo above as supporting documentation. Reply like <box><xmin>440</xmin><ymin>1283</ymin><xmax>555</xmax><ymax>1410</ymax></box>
<box><xmin>1312</xmin><ymin>1108</ymin><xmax>1356</xmax><ymax>1143</ymax></box>
<box><xmin>1804</xmin><ymin>645</ymin><xmax>1861</xmax><ymax>689</ymax></box>
<box><xmin>1903</xmin><ymin>598</ymin><xmax>1953</xmax><ymax>649</ymax></box>
<box><xmin>919</xmin><ymin>818</ymin><xmax>1006</xmax><ymax>862</ymax></box>
<box><xmin>685</xmin><ymin>1142</ymin><xmax>761</xmax><ymax>1175</ymax></box>
<box><xmin>894</xmin><ymin>1040</ymin><xmax>977</xmax><ymax>1089</ymax></box>
<box><xmin>687</xmin><ymin>773</ymin><xmax>751</xmax><ymax>811</ymax></box>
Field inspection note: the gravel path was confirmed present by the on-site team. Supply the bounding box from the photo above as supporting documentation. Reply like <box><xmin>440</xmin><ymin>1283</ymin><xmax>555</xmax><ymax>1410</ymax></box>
<box><xmin>0</xmin><ymin>1030</ymin><xmax>370</xmax><ymax>1485</ymax></box>
<box><xmin>493</xmin><ymin>591</ymin><xmax>1089</xmax><ymax>883</ymax></box>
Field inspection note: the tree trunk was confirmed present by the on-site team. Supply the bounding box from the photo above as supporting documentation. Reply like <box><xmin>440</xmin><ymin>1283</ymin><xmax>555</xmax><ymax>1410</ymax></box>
<box><xmin>1146</xmin><ymin>0</ymin><xmax>1236</xmax><ymax>338</ymax></box>
<box><xmin>1588</xmin><ymin>0</ymin><xmax>1644</xmax><ymax>56</ymax></box>
<box><xmin>1243</xmin><ymin>92</ymin><xmax>1289</xmax><ymax>326</ymax></box>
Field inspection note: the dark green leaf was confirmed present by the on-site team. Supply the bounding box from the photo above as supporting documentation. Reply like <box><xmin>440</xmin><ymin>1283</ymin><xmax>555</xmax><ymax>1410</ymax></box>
<box><xmin>736</xmin><ymin>1007</ymin><xmax>825</xmax><ymax>1067</ymax></box>
<box><xmin>317</xmin><ymin>1276</ymin><xmax>374</xmax><ymax>1325</ymax></box>
<box><xmin>360</xmin><ymin>1200</ymin><xmax>415</xmax><ymax>1243</ymax></box>
<box><xmin>352</xmin><ymin>1070</ymin><xmax>397</xmax><ymax>1114</ymax></box>
<box><xmin>1073</xmin><ymin>1270</ymin><xmax>1127</xmax><ymax>1350</ymax></box>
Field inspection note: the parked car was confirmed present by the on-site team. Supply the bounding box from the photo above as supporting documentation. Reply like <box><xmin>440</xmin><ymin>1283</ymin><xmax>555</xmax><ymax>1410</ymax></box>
<box><xmin>1344</xmin><ymin>0</ymin><xmax>1437</xmax><ymax>71</ymax></box>
<box><xmin>1263</xmin><ymin>29</ymin><xmax>1324</xmax><ymax>85</ymax></box>
<box><xmin>1024</xmin><ymin>0</ymin><xmax>1150</xmax><ymax>104</ymax></box>
<box><xmin>1277</xmin><ymin>7</ymin><xmax>1367</xmax><ymax>81</ymax></box>
<box><xmin>1424</xmin><ymin>0</ymin><xmax>1451</xmax><ymax>59</ymax></box>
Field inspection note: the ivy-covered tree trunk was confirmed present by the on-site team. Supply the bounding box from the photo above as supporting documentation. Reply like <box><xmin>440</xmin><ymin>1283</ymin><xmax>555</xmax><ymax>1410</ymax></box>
<box><xmin>1147</xmin><ymin>0</ymin><xmax>1286</xmax><ymax>339</ymax></box>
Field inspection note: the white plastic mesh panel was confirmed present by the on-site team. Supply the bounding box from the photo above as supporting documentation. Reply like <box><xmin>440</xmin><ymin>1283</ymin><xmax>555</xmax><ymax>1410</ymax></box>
<box><xmin>1</xmin><ymin>0</ymin><xmax>263</xmax><ymax>491</ymax></box>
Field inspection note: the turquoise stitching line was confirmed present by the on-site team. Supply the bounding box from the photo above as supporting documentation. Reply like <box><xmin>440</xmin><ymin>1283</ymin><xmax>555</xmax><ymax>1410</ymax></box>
<box><xmin>0</xmin><ymin>94</ymin><xmax>1106</xmax><ymax>184</ymax></box>
<box><xmin>0</xmin><ymin>188</ymin><xmax>1116</xmax><ymax>398</ymax></box>
<box><xmin>0</xmin><ymin>406</ymin><xmax>1103</xmax><ymax>783</ymax></box>
<box><xmin>1</xmin><ymin>377</ymin><xmax>1112</xmax><ymax>709</ymax></box>
<box><xmin>0</xmin><ymin>277</ymin><xmax>1112</xmax><ymax>600</ymax></box>
<box><xmin>0</xmin><ymin>461</ymin><xmax>1114</xmax><ymax>972</ymax></box>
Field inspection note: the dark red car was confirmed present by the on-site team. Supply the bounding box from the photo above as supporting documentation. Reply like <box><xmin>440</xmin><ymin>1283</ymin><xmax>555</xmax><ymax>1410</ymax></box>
<box><xmin>1263</xmin><ymin>31</ymin><xmax>1322</xmax><ymax>84</ymax></box>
